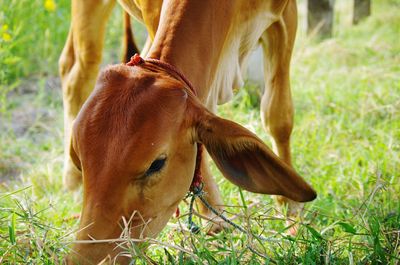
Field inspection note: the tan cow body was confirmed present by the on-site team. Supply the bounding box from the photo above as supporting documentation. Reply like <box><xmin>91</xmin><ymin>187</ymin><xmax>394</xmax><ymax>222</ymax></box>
<box><xmin>59</xmin><ymin>0</ymin><xmax>316</xmax><ymax>263</ymax></box>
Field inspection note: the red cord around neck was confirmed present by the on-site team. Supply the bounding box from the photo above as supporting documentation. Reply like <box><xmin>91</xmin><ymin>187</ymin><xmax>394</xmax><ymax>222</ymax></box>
<box><xmin>127</xmin><ymin>53</ymin><xmax>197</xmax><ymax>97</ymax></box>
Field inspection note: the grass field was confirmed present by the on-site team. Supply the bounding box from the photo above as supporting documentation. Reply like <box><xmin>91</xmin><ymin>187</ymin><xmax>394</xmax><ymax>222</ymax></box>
<box><xmin>0</xmin><ymin>0</ymin><xmax>399</xmax><ymax>264</ymax></box>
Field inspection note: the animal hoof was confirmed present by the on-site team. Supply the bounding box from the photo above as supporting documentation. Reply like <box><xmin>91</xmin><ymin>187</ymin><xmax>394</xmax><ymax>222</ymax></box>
<box><xmin>63</xmin><ymin>159</ymin><xmax>82</xmax><ymax>191</ymax></box>
<box><xmin>206</xmin><ymin>216</ymin><xmax>231</xmax><ymax>235</ymax></box>
<box><xmin>287</xmin><ymin>221</ymin><xmax>299</xmax><ymax>236</ymax></box>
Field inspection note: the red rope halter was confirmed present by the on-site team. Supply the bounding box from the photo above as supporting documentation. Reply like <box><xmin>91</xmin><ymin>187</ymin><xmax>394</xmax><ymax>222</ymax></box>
<box><xmin>127</xmin><ymin>53</ymin><xmax>203</xmax><ymax>196</ymax></box>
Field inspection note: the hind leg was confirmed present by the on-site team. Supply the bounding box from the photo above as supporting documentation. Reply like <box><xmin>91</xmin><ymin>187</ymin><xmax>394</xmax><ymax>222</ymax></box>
<box><xmin>59</xmin><ymin>0</ymin><xmax>115</xmax><ymax>190</ymax></box>
<box><xmin>260</xmin><ymin>0</ymin><xmax>303</xmax><ymax>233</ymax></box>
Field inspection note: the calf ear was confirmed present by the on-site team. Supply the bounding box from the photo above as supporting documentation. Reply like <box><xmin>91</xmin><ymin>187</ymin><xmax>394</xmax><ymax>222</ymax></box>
<box><xmin>194</xmin><ymin>112</ymin><xmax>316</xmax><ymax>202</ymax></box>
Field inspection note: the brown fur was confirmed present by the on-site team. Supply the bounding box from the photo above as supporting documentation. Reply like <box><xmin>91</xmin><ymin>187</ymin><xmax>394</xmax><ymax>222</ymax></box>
<box><xmin>60</xmin><ymin>1</ymin><xmax>316</xmax><ymax>263</ymax></box>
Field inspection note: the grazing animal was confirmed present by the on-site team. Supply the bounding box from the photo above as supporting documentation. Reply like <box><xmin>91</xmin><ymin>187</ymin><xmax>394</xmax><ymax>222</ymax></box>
<box><xmin>59</xmin><ymin>0</ymin><xmax>316</xmax><ymax>263</ymax></box>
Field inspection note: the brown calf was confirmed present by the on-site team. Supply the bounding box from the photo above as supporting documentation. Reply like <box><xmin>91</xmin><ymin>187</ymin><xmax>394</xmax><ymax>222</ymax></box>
<box><xmin>59</xmin><ymin>0</ymin><xmax>316</xmax><ymax>263</ymax></box>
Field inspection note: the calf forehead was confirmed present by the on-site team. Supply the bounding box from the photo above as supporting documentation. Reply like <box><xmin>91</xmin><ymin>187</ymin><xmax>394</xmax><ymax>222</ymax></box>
<box><xmin>74</xmin><ymin>65</ymin><xmax>189</xmax><ymax>167</ymax></box>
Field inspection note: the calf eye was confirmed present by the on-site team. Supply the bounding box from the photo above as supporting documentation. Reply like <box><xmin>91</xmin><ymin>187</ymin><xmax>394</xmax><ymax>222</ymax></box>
<box><xmin>144</xmin><ymin>157</ymin><xmax>166</xmax><ymax>177</ymax></box>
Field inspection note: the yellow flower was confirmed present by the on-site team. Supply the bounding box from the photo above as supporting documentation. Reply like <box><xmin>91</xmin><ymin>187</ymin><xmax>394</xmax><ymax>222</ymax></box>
<box><xmin>2</xmin><ymin>32</ymin><xmax>11</xmax><ymax>42</ymax></box>
<box><xmin>2</xmin><ymin>24</ymin><xmax>8</xmax><ymax>31</ymax></box>
<box><xmin>44</xmin><ymin>0</ymin><xmax>56</xmax><ymax>12</ymax></box>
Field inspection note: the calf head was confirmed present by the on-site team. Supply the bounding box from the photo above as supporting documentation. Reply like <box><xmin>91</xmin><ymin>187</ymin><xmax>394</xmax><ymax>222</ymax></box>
<box><xmin>67</xmin><ymin>64</ymin><xmax>316</xmax><ymax>263</ymax></box>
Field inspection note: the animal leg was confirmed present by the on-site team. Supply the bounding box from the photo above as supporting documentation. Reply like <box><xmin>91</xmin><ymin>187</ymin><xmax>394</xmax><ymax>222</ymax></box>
<box><xmin>59</xmin><ymin>0</ymin><xmax>115</xmax><ymax>190</ymax></box>
<box><xmin>260</xmin><ymin>0</ymin><xmax>304</xmax><ymax>233</ymax></box>
<box><xmin>196</xmin><ymin>150</ymin><xmax>228</xmax><ymax>234</ymax></box>
<box><xmin>122</xmin><ymin>11</ymin><xmax>140</xmax><ymax>63</ymax></box>
<box><xmin>141</xmin><ymin>36</ymin><xmax>153</xmax><ymax>57</ymax></box>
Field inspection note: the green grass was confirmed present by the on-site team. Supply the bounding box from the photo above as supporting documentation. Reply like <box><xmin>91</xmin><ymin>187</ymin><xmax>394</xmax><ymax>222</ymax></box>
<box><xmin>1</xmin><ymin>0</ymin><xmax>399</xmax><ymax>264</ymax></box>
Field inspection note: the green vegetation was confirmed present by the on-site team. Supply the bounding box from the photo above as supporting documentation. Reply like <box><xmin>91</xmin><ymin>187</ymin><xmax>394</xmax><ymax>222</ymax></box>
<box><xmin>0</xmin><ymin>0</ymin><xmax>399</xmax><ymax>263</ymax></box>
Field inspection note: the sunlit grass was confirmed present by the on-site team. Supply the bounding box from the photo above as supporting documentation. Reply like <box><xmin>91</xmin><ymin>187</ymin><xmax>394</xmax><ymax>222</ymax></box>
<box><xmin>1</xmin><ymin>0</ymin><xmax>399</xmax><ymax>263</ymax></box>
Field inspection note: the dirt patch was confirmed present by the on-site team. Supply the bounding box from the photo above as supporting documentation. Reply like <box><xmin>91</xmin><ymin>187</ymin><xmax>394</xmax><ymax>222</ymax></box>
<box><xmin>1</xmin><ymin>76</ymin><xmax>61</xmax><ymax>134</ymax></box>
<box><xmin>0</xmin><ymin>157</ymin><xmax>26</xmax><ymax>184</ymax></box>
<box><xmin>0</xmin><ymin>76</ymin><xmax>63</xmax><ymax>183</ymax></box>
